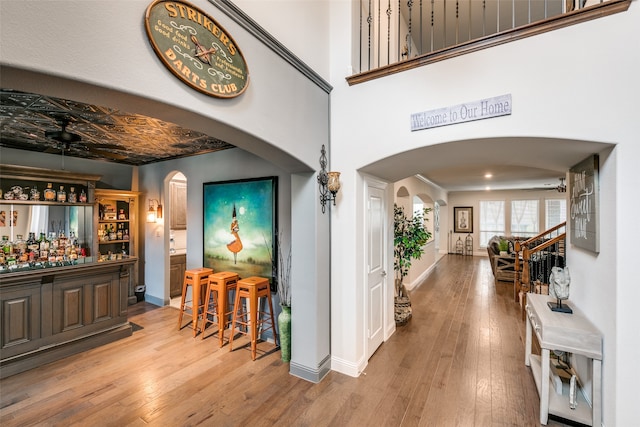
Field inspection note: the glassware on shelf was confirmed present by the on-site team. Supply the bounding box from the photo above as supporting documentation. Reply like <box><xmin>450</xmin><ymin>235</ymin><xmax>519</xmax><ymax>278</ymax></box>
<box><xmin>44</xmin><ymin>183</ymin><xmax>56</xmax><ymax>201</ymax></box>
<box><xmin>56</xmin><ymin>186</ymin><xmax>66</xmax><ymax>202</ymax></box>
<box><xmin>68</xmin><ymin>187</ymin><xmax>77</xmax><ymax>203</ymax></box>
<box><xmin>30</xmin><ymin>186</ymin><xmax>40</xmax><ymax>201</ymax></box>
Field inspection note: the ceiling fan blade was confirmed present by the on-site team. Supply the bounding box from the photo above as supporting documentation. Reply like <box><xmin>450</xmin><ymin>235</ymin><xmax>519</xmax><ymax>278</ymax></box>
<box><xmin>86</xmin><ymin>142</ymin><xmax>122</xmax><ymax>150</ymax></box>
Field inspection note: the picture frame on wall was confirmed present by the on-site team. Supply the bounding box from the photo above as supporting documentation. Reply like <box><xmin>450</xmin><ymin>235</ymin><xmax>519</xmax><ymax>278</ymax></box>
<box><xmin>203</xmin><ymin>176</ymin><xmax>278</xmax><ymax>290</ymax></box>
<box><xmin>569</xmin><ymin>154</ymin><xmax>599</xmax><ymax>253</ymax></box>
<box><xmin>454</xmin><ymin>206</ymin><xmax>473</xmax><ymax>233</ymax></box>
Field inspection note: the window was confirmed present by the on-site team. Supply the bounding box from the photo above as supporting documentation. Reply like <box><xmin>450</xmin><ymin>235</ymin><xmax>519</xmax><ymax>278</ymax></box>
<box><xmin>545</xmin><ymin>199</ymin><xmax>567</xmax><ymax>229</ymax></box>
<box><xmin>511</xmin><ymin>200</ymin><xmax>539</xmax><ymax>238</ymax></box>
<box><xmin>479</xmin><ymin>200</ymin><xmax>505</xmax><ymax>247</ymax></box>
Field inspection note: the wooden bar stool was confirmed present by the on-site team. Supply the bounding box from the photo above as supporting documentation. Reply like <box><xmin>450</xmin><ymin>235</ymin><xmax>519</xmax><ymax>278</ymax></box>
<box><xmin>200</xmin><ymin>271</ymin><xmax>239</xmax><ymax>347</ymax></box>
<box><xmin>229</xmin><ymin>276</ymin><xmax>278</xmax><ymax>360</ymax></box>
<box><xmin>177</xmin><ymin>267</ymin><xmax>213</xmax><ymax>337</ymax></box>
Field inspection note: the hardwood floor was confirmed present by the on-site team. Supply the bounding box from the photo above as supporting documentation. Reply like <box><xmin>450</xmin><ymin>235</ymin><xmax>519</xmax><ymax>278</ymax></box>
<box><xmin>1</xmin><ymin>256</ymin><xmax>571</xmax><ymax>426</ymax></box>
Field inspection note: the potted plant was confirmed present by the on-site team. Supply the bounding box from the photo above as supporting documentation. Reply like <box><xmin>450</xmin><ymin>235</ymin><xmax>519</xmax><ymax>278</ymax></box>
<box><xmin>498</xmin><ymin>238</ymin><xmax>509</xmax><ymax>256</ymax></box>
<box><xmin>394</xmin><ymin>204</ymin><xmax>432</xmax><ymax>325</ymax></box>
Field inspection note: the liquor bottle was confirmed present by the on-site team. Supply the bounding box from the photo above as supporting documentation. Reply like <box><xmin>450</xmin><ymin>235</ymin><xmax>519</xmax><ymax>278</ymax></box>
<box><xmin>2</xmin><ymin>236</ymin><xmax>12</xmax><ymax>256</ymax></box>
<box><xmin>116</xmin><ymin>223</ymin><xmax>123</xmax><ymax>241</ymax></box>
<box><xmin>79</xmin><ymin>189</ymin><xmax>87</xmax><ymax>203</ymax></box>
<box><xmin>14</xmin><ymin>235</ymin><xmax>26</xmax><ymax>261</ymax></box>
<box><xmin>27</xmin><ymin>232</ymin><xmax>39</xmax><ymax>260</ymax></box>
<box><xmin>50</xmin><ymin>232</ymin><xmax>59</xmax><ymax>252</ymax></box>
<box><xmin>58</xmin><ymin>230</ymin><xmax>67</xmax><ymax>250</ymax></box>
<box><xmin>68</xmin><ymin>187</ymin><xmax>77</xmax><ymax>203</ymax></box>
<box><xmin>44</xmin><ymin>183</ymin><xmax>56</xmax><ymax>201</ymax></box>
<box><xmin>57</xmin><ymin>186</ymin><xmax>66</xmax><ymax>202</ymax></box>
<box><xmin>39</xmin><ymin>232</ymin><xmax>49</xmax><ymax>260</ymax></box>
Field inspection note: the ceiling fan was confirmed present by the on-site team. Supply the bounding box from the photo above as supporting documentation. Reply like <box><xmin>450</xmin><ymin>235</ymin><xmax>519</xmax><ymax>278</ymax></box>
<box><xmin>44</xmin><ymin>117</ymin><xmax>127</xmax><ymax>160</ymax></box>
<box><xmin>45</xmin><ymin>117</ymin><xmax>82</xmax><ymax>143</ymax></box>
<box><xmin>525</xmin><ymin>177</ymin><xmax>567</xmax><ymax>192</ymax></box>
<box><xmin>556</xmin><ymin>177</ymin><xmax>567</xmax><ymax>193</ymax></box>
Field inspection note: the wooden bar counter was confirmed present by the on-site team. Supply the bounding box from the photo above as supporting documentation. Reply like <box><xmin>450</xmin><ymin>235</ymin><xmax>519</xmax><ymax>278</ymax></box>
<box><xmin>0</xmin><ymin>257</ymin><xmax>137</xmax><ymax>379</ymax></box>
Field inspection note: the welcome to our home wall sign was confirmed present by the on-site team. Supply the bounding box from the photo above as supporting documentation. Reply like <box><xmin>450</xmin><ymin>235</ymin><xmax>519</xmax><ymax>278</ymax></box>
<box><xmin>410</xmin><ymin>94</ymin><xmax>512</xmax><ymax>131</ymax></box>
<box><xmin>145</xmin><ymin>0</ymin><xmax>249</xmax><ymax>98</ymax></box>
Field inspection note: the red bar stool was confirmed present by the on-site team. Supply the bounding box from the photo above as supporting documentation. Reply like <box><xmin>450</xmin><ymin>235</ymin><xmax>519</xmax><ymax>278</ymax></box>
<box><xmin>200</xmin><ymin>271</ymin><xmax>239</xmax><ymax>347</ymax></box>
<box><xmin>229</xmin><ymin>276</ymin><xmax>278</xmax><ymax>360</ymax></box>
<box><xmin>177</xmin><ymin>267</ymin><xmax>213</xmax><ymax>337</ymax></box>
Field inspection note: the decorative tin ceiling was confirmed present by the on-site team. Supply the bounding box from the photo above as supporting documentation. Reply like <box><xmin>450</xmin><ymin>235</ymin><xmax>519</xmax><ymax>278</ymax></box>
<box><xmin>0</xmin><ymin>89</ymin><xmax>234</xmax><ymax>166</ymax></box>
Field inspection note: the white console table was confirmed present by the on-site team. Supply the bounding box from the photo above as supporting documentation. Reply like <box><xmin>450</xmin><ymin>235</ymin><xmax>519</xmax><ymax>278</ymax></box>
<box><xmin>525</xmin><ymin>294</ymin><xmax>602</xmax><ymax>426</ymax></box>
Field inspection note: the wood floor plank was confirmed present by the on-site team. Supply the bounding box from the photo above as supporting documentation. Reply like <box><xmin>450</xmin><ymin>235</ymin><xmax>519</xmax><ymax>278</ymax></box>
<box><xmin>0</xmin><ymin>256</ymin><xmax>572</xmax><ymax>427</ymax></box>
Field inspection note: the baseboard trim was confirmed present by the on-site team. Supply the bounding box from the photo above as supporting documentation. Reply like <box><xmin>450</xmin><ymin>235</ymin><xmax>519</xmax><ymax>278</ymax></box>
<box><xmin>290</xmin><ymin>354</ymin><xmax>331</xmax><ymax>383</ymax></box>
<box><xmin>330</xmin><ymin>354</ymin><xmax>366</xmax><ymax>378</ymax></box>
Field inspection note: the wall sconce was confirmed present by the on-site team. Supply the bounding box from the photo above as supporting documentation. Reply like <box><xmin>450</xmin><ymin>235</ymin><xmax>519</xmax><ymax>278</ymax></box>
<box><xmin>147</xmin><ymin>198</ymin><xmax>163</xmax><ymax>223</ymax></box>
<box><xmin>317</xmin><ymin>144</ymin><xmax>341</xmax><ymax>214</ymax></box>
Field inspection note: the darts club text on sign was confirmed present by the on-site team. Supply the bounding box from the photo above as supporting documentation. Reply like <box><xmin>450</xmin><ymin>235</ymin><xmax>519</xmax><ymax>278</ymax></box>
<box><xmin>145</xmin><ymin>0</ymin><xmax>249</xmax><ymax>98</ymax></box>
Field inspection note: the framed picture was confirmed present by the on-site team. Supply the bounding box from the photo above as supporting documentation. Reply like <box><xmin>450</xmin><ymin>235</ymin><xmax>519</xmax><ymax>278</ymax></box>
<box><xmin>570</xmin><ymin>154</ymin><xmax>599</xmax><ymax>253</ymax></box>
<box><xmin>454</xmin><ymin>206</ymin><xmax>473</xmax><ymax>233</ymax></box>
<box><xmin>203</xmin><ymin>177</ymin><xmax>278</xmax><ymax>290</ymax></box>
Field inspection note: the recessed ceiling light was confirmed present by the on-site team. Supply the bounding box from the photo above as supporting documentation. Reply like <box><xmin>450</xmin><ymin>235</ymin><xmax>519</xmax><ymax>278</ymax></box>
<box><xmin>485</xmin><ymin>186</ymin><xmax>491</xmax><ymax>191</ymax></box>
<box><xmin>485</xmin><ymin>173</ymin><xmax>492</xmax><ymax>178</ymax></box>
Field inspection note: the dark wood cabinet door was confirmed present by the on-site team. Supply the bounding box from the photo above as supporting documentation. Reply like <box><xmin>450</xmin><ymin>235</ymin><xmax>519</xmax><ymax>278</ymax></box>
<box><xmin>170</xmin><ymin>254</ymin><xmax>186</xmax><ymax>298</ymax></box>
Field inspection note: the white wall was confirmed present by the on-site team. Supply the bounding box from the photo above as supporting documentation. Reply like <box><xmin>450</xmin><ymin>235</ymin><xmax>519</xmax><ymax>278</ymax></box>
<box><xmin>232</xmin><ymin>0</ymin><xmax>330</xmax><ymax>80</ymax></box>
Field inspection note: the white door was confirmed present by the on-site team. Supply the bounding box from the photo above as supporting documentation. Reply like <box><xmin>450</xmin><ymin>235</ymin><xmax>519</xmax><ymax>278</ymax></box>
<box><xmin>366</xmin><ymin>185</ymin><xmax>386</xmax><ymax>359</ymax></box>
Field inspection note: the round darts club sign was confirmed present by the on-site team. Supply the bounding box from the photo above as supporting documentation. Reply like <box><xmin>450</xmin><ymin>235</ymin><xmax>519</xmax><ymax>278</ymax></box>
<box><xmin>145</xmin><ymin>0</ymin><xmax>249</xmax><ymax>98</ymax></box>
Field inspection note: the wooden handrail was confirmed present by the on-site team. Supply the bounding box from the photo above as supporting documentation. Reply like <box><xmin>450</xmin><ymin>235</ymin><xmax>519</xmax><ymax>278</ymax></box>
<box><xmin>516</xmin><ymin>221</ymin><xmax>566</xmax><ymax>250</ymax></box>
<box><xmin>513</xmin><ymin>222</ymin><xmax>566</xmax><ymax>318</ymax></box>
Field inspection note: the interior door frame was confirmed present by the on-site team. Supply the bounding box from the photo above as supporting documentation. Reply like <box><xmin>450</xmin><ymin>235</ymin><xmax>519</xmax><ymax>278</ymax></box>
<box><xmin>364</xmin><ymin>175</ymin><xmax>390</xmax><ymax>360</ymax></box>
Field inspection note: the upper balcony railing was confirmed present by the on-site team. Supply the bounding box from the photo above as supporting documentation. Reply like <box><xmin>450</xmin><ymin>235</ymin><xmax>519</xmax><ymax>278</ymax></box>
<box><xmin>347</xmin><ymin>0</ymin><xmax>630</xmax><ymax>85</ymax></box>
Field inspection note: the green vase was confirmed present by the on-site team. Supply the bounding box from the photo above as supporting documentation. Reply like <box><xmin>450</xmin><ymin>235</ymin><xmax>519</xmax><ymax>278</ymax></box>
<box><xmin>278</xmin><ymin>305</ymin><xmax>291</xmax><ymax>362</ymax></box>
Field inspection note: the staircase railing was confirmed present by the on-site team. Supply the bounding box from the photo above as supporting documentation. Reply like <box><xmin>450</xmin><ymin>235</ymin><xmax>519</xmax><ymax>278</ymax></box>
<box><xmin>514</xmin><ymin>221</ymin><xmax>566</xmax><ymax>318</ymax></box>
<box><xmin>347</xmin><ymin>0</ymin><xmax>631</xmax><ymax>85</ymax></box>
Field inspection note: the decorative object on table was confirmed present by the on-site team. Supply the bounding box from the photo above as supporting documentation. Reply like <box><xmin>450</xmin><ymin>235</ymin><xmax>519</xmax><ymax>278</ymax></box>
<box><xmin>394</xmin><ymin>204</ymin><xmax>432</xmax><ymax>325</ymax></box>
<box><xmin>548</xmin><ymin>266</ymin><xmax>572</xmax><ymax>313</ymax></box>
<box><xmin>317</xmin><ymin>144</ymin><xmax>341</xmax><ymax>213</ymax></box>
<box><xmin>203</xmin><ymin>177</ymin><xmax>277</xmax><ymax>289</ymax></box>
<box><xmin>453</xmin><ymin>206</ymin><xmax>473</xmax><ymax>233</ymax></box>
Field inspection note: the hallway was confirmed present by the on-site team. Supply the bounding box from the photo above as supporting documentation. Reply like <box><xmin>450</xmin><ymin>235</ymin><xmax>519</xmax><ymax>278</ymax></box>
<box><xmin>0</xmin><ymin>256</ymin><xmax>569</xmax><ymax>426</ymax></box>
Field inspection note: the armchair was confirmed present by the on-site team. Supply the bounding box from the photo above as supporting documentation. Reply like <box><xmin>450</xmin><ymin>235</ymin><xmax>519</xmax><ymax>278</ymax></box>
<box><xmin>487</xmin><ymin>235</ymin><xmax>518</xmax><ymax>282</ymax></box>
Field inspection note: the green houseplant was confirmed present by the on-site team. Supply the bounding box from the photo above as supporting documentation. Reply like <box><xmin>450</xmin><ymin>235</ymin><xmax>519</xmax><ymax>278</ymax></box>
<box><xmin>498</xmin><ymin>238</ymin><xmax>509</xmax><ymax>255</ymax></box>
<box><xmin>394</xmin><ymin>204</ymin><xmax>432</xmax><ymax>325</ymax></box>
